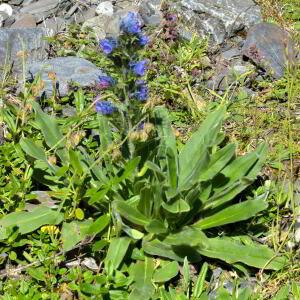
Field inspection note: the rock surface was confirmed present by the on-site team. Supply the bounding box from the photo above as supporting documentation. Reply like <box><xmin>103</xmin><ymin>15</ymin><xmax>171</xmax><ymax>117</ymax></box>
<box><xmin>27</xmin><ymin>56</ymin><xmax>106</xmax><ymax>97</ymax></box>
<box><xmin>242</xmin><ymin>22</ymin><xmax>297</xmax><ymax>78</ymax></box>
<box><xmin>172</xmin><ymin>0</ymin><xmax>262</xmax><ymax>44</ymax></box>
<box><xmin>0</xmin><ymin>27</ymin><xmax>49</xmax><ymax>73</ymax></box>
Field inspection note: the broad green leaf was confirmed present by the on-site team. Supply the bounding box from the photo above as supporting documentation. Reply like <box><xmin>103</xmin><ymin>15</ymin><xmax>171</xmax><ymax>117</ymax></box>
<box><xmin>20</xmin><ymin>138</ymin><xmax>48</xmax><ymax>163</ymax></box>
<box><xmin>166</xmin><ymin>147</ymin><xmax>178</xmax><ymax>189</ymax></box>
<box><xmin>143</xmin><ymin>238</ymin><xmax>202</xmax><ymax>262</ymax></box>
<box><xmin>105</xmin><ymin>237</ymin><xmax>131</xmax><ymax>270</ymax></box>
<box><xmin>69</xmin><ymin>150</ymin><xmax>84</xmax><ymax>175</ymax></box>
<box><xmin>27</xmin><ymin>267</ymin><xmax>46</xmax><ymax>282</ymax></box>
<box><xmin>162</xmin><ymin>199</ymin><xmax>190</xmax><ymax>213</ymax></box>
<box><xmin>153</xmin><ymin>261</ymin><xmax>179</xmax><ymax>283</ymax></box>
<box><xmin>138</xmin><ymin>186</ymin><xmax>153</xmax><ymax>218</ymax></box>
<box><xmin>61</xmin><ymin>220</ymin><xmax>92</xmax><ymax>252</ymax></box>
<box><xmin>199</xmin><ymin>143</ymin><xmax>236</xmax><ymax>181</ymax></box>
<box><xmin>145</xmin><ymin>220</ymin><xmax>167</xmax><ymax>234</ymax></box>
<box><xmin>31</xmin><ymin>102</ymin><xmax>67</xmax><ymax>161</ymax></box>
<box><xmin>87</xmin><ymin>214</ymin><xmax>110</xmax><ymax>235</ymax></box>
<box><xmin>114</xmin><ymin>201</ymin><xmax>150</xmax><ymax>226</ymax></box>
<box><xmin>193</xmin><ymin>262</ymin><xmax>208</xmax><ymax>298</ymax></box>
<box><xmin>193</xmin><ymin>198</ymin><xmax>268</xmax><ymax>230</ymax></box>
<box><xmin>129</xmin><ymin>258</ymin><xmax>155</xmax><ymax>300</ymax></box>
<box><xmin>178</xmin><ymin>105</ymin><xmax>226</xmax><ymax>189</ymax></box>
<box><xmin>196</xmin><ymin>237</ymin><xmax>286</xmax><ymax>270</ymax></box>
<box><xmin>0</xmin><ymin>206</ymin><xmax>63</xmax><ymax>234</ymax></box>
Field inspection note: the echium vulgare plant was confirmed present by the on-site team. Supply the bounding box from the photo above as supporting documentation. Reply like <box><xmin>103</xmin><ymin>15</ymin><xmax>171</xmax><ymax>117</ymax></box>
<box><xmin>97</xmin><ymin>12</ymin><xmax>152</xmax><ymax>158</ymax></box>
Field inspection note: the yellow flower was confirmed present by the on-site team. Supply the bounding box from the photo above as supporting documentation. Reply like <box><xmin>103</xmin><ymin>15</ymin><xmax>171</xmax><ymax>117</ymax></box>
<box><xmin>40</xmin><ymin>225</ymin><xmax>59</xmax><ymax>235</ymax></box>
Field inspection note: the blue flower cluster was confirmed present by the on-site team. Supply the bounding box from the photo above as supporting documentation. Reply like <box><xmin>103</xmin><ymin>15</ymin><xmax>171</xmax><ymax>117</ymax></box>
<box><xmin>99</xmin><ymin>37</ymin><xmax>118</xmax><ymax>55</ymax></box>
<box><xmin>95</xmin><ymin>100</ymin><xmax>116</xmax><ymax>115</ymax></box>
<box><xmin>133</xmin><ymin>80</ymin><xmax>148</xmax><ymax>102</ymax></box>
<box><xmin>96</xmin><ymin>11</ymin><xmax>150</xmax><ymax>115</ymax></box>
<box><xmin>97</xmin><ymin>75</ymin><xmax>115</xmax><ymax>89</ymax></box>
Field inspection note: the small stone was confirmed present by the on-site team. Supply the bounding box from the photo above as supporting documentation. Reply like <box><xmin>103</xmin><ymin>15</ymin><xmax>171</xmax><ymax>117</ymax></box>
<box><xmin>11</xmin><ymin>14</ymin><xmax>36</xmax><ymax>28</ymax></box>
<box><xmin>81</xmin><ymin>257</ymin><xmax>98</xmax><ymax>271</ymax></box>
<box><xmin>221</xmin><ymin>48</ymin><xmax>241</xmax><ymax>60</ymax></box>
<box><xmin>38</xmin><ymin>17</ymin><xmax>66</xmax><ymax>34</ymax></box>
<box><xmin>96</xmin><ymin>1</ymin><xmax>114</xmax><ymax>17</ymax></box>
<box><xmin>0</xmin><ymin>4</ymin><xmax>13</xmax><ymax>17</ymax></box>
<box><xmin>27</xmin><ymin>57</ymin><xmax>107</xmax><ymax>97</ymax></box>
<box><xmin>139</xmin><ymin>0</ymin><xmax>163</xmax><ymax>26</ymax></box>
<box><xmin>242</xmin><ymin>22</ymin><xmax>297</xmax><ymax>78</ymax></box>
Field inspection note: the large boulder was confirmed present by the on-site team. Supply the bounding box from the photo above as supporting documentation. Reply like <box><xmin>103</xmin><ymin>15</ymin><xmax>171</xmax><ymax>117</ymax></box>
<box><xmin>172</xmin><ymin>0</ymin><xmax>262</xmax><ymax>44</ymax></box>
<box><xmin>0</xmin><ymin>27</ymin><xmax>49</xmax><ymax>73</ymax></box>
<box><xmin>242</xmin><ymin>22</ymin><xmax>298</xmax><ymax>78</ymax></box>
<box><xmin>27</xmin><ymin>56</ymin><xmax>106</xmax><ymax>97</ymax></box>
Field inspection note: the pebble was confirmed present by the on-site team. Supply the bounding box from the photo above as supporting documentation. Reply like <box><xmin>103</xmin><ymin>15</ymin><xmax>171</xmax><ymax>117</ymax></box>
<box><xmin>96</xmin><ymin>1</ymin><xmax>114</xmax><ymax>17</ymax></box>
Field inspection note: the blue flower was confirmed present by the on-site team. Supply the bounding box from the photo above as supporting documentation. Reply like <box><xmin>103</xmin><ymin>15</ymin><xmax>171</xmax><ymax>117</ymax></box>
<box><xmin>97</xmin><ymin>75</ymin><xmax>115</xmax><ymax>89</ymax></box>
<box><xmin>99</xmin><ymin>38</ymin><xmax>118</xmax><ymax>55</ymax></box>
<box><xmin>138</xmin><ymin>34</ymin><xmax>149</xmax><ymax>46</ymax></box>
<box><xmin>134</xmin><ymin>80</ymin><xmax>149</xmax><ymax>102</ymax></box>
<box><xmin>120</xmin><ymin>12</ymin><xmax>142</xmax><ymax>34</ymax></box>
<box><xmin>95</xmin><ymin>100</ymin><xmax>116</xmax><ymax>115</ymax></box>
<box><xmin>129</xmin><ymin>60</ymin><xmax>148</xmax><ymax>76</ymax></box>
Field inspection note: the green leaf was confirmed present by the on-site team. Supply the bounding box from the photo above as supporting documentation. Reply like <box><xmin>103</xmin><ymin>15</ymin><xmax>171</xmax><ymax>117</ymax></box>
<box><xmin>145</xmin><ymin>220</ymin><xmax>167</xmax><ymax>234</ymax></box>
<box><xmin>178</xmin><ymin>105</ymin><xmax>226</xmax><ymax>190</ymax></box>
<box><xmin>193</xmin><ymin>262</ymin><xmax>208</xmax><ymax>298</ymax></box>
<box><xmin>166</xmin><ymin>147</ymin><xmax>178</xmax><ymax>189</ymax></box>
<box><xmin>162</xmin><ymin>199</ymin><xmax>190</xmax><ymax>214</ymax></box>
<box><xmin>20</xmin><ymin>138</ymin><xmax>48</xmax><ymax>163</ymax></box>
<box><xmin>153</xmin><ymin>261</ymin><xmax>179</xmax><ymax>283</ymax></box>
<box><xmin>193</xmin><ymin>198</ymin><xmax>268</xmax><ymax>230</ymax></box>
<box><xmin>61</xmin><ymin>220</ymin><xmax>92</xmax><ymax>252</ymax></box>
<box><xmin>129</xmin><ymin>257</ymin><xmax>155</xmax><ymax>300</ymax></box>
<box><xmin>199</xmin><ymin>143</ymin><xmax>236</xmax><ymax>181</ymax></box>
<box><xmin>196</xmin><ymin>237</ymin><xmax>286</xmax><ymax>270</ymax></box>
<box><xmin>105</xmin><ymin>237</ymin><xmax>131</xmax><ymax>271</ymax></box>
<box><xmin>31</xmin><ymin>102</ymin><xmax>67</xmax><ymax>161</ymax></box>
<box><xmin>27</xmin><ymin>267</ymin><xmax>46</xmax><ymax>282</ymax></box>
<box><xmin>114</xmin><ymin>201</ymin><xmax>150</xmax><ymax>226</ymax></box>
<box><xmin>87</xmin><ymin>214</ymin><xmax>110</xmax><ymax>235</ymax></box>
<box><xmin>0</xmin><ymin>206</ymin><xmax>63</xmax><ymax>234</ymax></box>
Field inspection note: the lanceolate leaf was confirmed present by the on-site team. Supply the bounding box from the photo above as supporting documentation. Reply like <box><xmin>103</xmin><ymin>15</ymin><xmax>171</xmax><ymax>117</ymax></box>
<box><xmin>193</xmin><ymin>198</ymin><xmax>268</xmax><ymax>230</ymax></box>
<box><xmin>114</xmin><ymin>201</ymin><xmax>150</xmax><ymax>226</ymax></box>
<box><xmin>20</xmin><ymin>138</ymin><xmax>48</xmax><ymax>163</ymax></box>
<box><xmin>196</xmin><ymin>237</ymin><xmax>286</xmax><ymax>270</ymax></box>
<box><xmin>105</xmin><ymin>237</ymin><xmax>131</xmax><ymax>270</ymax></box>
<box><xmin>0</xmin><ymin>206</ymin><xmax>63</xmax><ymax>234</ymax></box>
<box><xmin>153</xmin><ymin>261</ymin><xmax>179</xmax><ymax>283</ymax></box>
<box><xmin>178</xmin><ymin>105</ymin><xmax>226</xmax><ymax>190</ymax></box>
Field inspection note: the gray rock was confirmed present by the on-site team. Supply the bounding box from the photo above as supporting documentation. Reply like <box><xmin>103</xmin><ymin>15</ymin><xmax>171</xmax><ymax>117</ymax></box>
<box><xmin>82</xmin><ymin>8</ymin><xmax>141</xmax><ymax>39</ymax></box>
<box><xmin>11</xmin><ymin>14</ymin><xmax>36</xmax><ymax>28</ymax></box>
<box><xmin>96</xmin><ymin>1</ymin><xmax>114</xmax><ymax>17</ymax></box>
<box><xmin>173</xmin><ymin>0</ymin><xmax>262</xmax><ymax>44</ymax></box>
<box><xmin>242</xmin><ymin>22</ymin><xmax>297</xmax><ymax>78</ymax></box>
<box><xmin>139</xmin><ymin>0</ymin><xmax>163</xmax><ymax>26</ymax></box>
<box><xmin>20</xmin><ymin>0</ymin><xmax>69</xmax><ymax>22</ymax></box>
<box><xmin>27</xmin><ymin>57</ymin><xmax>106</xmax><ymax>97</ymax></box>
<box><xmin>221</xmin><ymin>48</ymin><xmax>241</xmax><ymax>60</ymax></box>
<box><xmin>0</xmin><ymin>12</ymin><xmax>9</xmax><ymax>28</ymax></box>
<box><xmin>38</xmin><ymin>17</ymin><xmax>66</xmax><ymax>34</ymax></box>
<box><xmin>0</xmin><ymin>27</ymin><xmax>49</xmax><ymax>73</ymax></box>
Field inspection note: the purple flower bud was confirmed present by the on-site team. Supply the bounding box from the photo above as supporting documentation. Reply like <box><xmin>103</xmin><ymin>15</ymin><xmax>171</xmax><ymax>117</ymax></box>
<box><xmin>120</xmin><ymin>12</ymin><xmax>142</xmax><ymax>34</ymax></box>
<box><xmin>95</xmin><ymin>100</ymin><xmax>116</xmax><ymax>115</ymax></box>
<box><xmin>129</xmin><ymin>60</ymin><xmax>148</xmax><ymax>76</ymax></box>
<box><xmin>99</xmin><ymin>38</ymin><xmax>118</xmax><ymax>55</ymax></box>
<box><xmin>133</xmin><ymin>80</ymin><xmax>148</xmax><ymax>102</ymax></box>
<box><xmin>138</xmin><ymin>34</ymin><xmax>149</xmax><ymax>46</ymax></box>
<box><xmin>97</xmin><ymin>75</ymin><xmax>115</xmax><ymax>89</ymax></box>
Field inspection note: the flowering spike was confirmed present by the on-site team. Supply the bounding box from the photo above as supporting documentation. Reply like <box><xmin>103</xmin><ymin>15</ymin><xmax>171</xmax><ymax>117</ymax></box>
<box><xmin>97</xmin><ymin>75</ymin><xmax>115</xmax><ymax>89</ymax></box>
<box><xmin>129</xmin><ymin>60</ymin><xmax>148</xmax><ymax>76</ymax></box>
<box><xmin>138</xmin><ymin>34</ymin><xmax>149</xmax><ymax>46</ymax></box>
<box><xmin>95</xmin><ymin>100</ymin><xmax>116</xmax><ymax>115</ymax></box>
<box><xmin>120</xmin><ymin>12</ymin><xmax>142</xmax><ymax>34</ymax></box>
<box><xmin>133</xmin><ymin>80</ymin><xmax>149</xmax><ymax>102</ymax></box>
<box><xmin>99</xmin><ymin>37</ymin><xmax>118</xmax><ymax>55</ymax></box>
